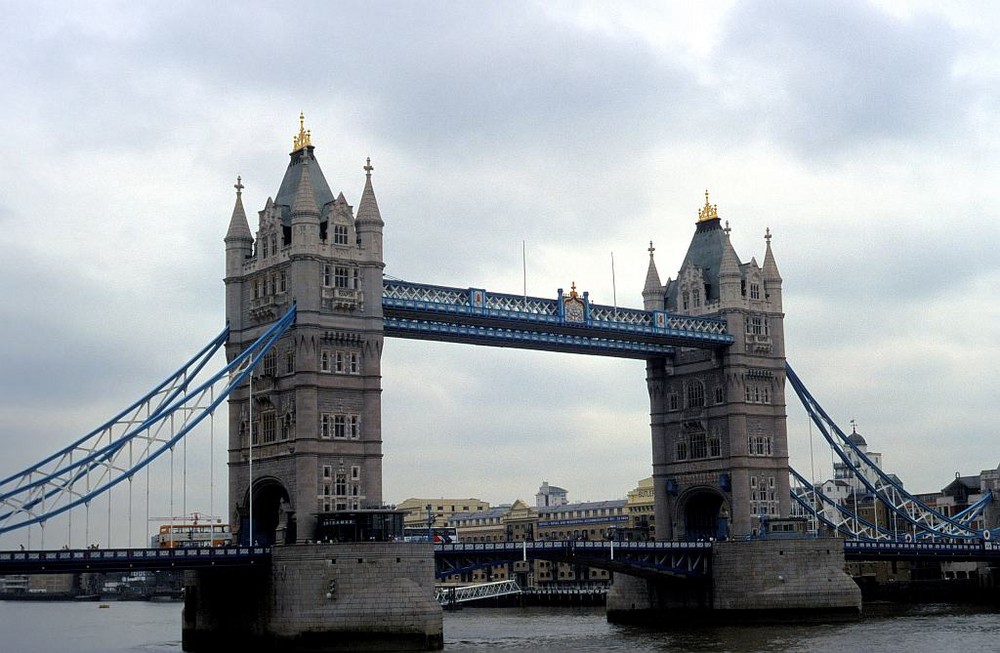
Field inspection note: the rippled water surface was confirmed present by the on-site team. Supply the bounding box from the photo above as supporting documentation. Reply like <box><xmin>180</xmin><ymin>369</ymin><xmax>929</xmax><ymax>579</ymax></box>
<box><xmin>2</xmin><ymin>600</ymin><xmax>999</xmax><ymax>652</ymax></box>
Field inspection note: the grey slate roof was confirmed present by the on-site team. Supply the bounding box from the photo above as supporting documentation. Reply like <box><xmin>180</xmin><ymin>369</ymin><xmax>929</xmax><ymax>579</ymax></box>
<box><xmin>273</xmin><ymin>146</ymin><xmax>336</xmax><ymax>226</ymax></box>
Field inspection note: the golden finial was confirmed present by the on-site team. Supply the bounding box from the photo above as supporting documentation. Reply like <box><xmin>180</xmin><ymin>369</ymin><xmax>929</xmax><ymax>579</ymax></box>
<box><xmin>698</xmin><ymin>189</ymin><xmax>719</xmax><ymax>222</ymax></box>
<box><xmin>292</xmin><ymin>112</ymin><xmax>312</xmax><ymax>152</ymax></box>
<box><xmin>569</xmin><ymin>281</ymin><xmax>579</xmax><ymax>299</ymax></box>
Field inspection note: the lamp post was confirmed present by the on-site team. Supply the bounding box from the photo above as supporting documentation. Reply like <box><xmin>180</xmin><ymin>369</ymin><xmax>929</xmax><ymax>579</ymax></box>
<box><xmin>426</xmin><ymin>504</ymin><xmax>433</xmax><ymax>543</ymax></box>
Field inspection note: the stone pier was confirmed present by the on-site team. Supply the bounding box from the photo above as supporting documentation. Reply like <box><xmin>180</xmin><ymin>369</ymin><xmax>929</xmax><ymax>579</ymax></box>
<box><xmin>607</xmin><ymin>539</ymin><xmax>861</xmax><ymax>623</ymax></box>
<box><xmin>183</xmin><ymin>543</ymin><xmax>443</xmax><ymax>651</ymax></box>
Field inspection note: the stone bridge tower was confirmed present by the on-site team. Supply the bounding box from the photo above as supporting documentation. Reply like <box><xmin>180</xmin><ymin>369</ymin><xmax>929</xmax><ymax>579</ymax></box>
<box><xmin>642</xmin><ymin>192</ymin><xmax>788</xmax><ymax>540</ymax></box>
<box><xmin>223</xmin><ymin>116</ymin><xmax>385</xmax><ymax>545</ymax></box>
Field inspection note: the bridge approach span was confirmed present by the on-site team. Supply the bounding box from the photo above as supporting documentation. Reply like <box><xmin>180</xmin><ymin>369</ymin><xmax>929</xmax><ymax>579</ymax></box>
<box><xmin>0</xmin><ymin>546</ymin><xmax>270</xmax><ymax>574</ymax></box>
<box><xmin>433</xmin><ymin>540</ymin><xmax>713</xmax><ymax>581</ymax></box>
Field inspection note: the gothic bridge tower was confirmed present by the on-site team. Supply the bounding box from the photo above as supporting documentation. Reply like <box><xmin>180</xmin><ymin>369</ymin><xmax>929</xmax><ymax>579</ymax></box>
<box><xmin>224</xmin><ymin>116</ymin><xmax>385</xmax><ymax>545</ymax></box>
<box><xmin>642</xmin><ymin>192</ymin><xmax>787</xmax><ymax>541</ymax></box>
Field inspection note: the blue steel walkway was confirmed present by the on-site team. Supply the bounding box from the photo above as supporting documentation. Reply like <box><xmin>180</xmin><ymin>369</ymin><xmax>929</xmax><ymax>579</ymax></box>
<box><xmin>382</xmin><ymin>280</ymin><xmax>734</xmax><ymax>357</ymax></box>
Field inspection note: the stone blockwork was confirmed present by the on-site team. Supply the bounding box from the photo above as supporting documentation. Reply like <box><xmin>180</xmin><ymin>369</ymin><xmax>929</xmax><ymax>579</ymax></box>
<box><xmin>712</xmin><ymin>540</ymin><xmax>861</xmax><ymax>616</ymax></box>
<box><xmin>183</xmin><ymin>543</ymin><xmax>443</xmax><ymax>652</ymax></box>
<box><xmin>607</xmin><ymin>539</ymin><xmax>861</xmax><ymax>623</ymax></box>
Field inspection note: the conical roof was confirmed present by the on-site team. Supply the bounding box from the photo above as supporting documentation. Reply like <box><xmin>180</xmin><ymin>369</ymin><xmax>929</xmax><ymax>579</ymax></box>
<box><xmin>356</xmin><ymin>157</ymin><xmax>383</xmax><ymax>227</ymax></box>
<box><xmin>225</xmin><ymin>176</ymin><xmax>253</xmax><ymax>242</ymax></box>
<box><xmin>275</xmin><ymin>146</ymin><xmax>334</xmax><ymax>225</ymax></box>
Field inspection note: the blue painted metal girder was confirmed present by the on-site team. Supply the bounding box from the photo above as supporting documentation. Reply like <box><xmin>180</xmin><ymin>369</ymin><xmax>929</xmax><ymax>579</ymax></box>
<box><xmin>384</xmin><ymin>317</ymin><xmax>675</xmax><ymax>358</ymax></box>
<box><xmin>382</xmin><ymin>279</ymin><xmax>733</xmax><ymax>356</ymax></box>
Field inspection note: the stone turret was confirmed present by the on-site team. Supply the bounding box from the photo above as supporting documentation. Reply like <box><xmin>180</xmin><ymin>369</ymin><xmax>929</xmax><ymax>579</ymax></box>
<box><xmin>224</xmin><ymin>177</ymin><xmax>253</xmax><ymax>332</ymax></box>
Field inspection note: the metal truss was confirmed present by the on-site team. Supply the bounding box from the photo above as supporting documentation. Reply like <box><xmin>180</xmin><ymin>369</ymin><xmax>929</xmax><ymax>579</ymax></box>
<box><xmin>383</xmin><ymin>278</ymin><xmax>733</xmax><ymax>356</ymax></box>
<box><xmin>786</xmin><ymin>363</ymin><xmax>993</xmax><ymax>541</ymax></box>
<box><xmin>0</xmin><ymin>305</ymin><xmax>297</xmax><ymax>535</ymax></box>
<box><xmin>384</xmin><ymin>317</ymin><xmax>676</xmax><ymax>358</ymax></box>
<box><xmin>435</xmin><ymin>579</ymin><xmax>522</xmax><ymax>605</ymax></box>
<box><xmin>433</xmin><ymin>540</ymin><xmax>712</xmax><ymax>580</ymax></box>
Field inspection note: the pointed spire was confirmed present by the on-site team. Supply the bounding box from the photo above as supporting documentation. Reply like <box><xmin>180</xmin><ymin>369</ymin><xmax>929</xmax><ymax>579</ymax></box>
<box><xmin>719</xmin><ymin>230</ymin><xmax>741</xmax><ymax>278</ymax></box>
<box><xmin>642</xmin><ymin>241</ymin><xmax>665</xmax><ymax>311</ymax></box>
<box><xmin>643</xmin><ymin>241</ymin><xmax>662</xmax><ymax>294</ymax></box>
<box><xmin>291</xmin><ymin>157</ymin><xmax>320</xmax><ymax>221</ymax></box>
<box><xmin>225</xmin><ymin>175</ymin><xmax>253</xmax><ymax>243</ymax></box>
<box><xmin>762</xmin><ymin>227</ymin><xmax>782</xmax><ymax>282</ymax></box>
<box><xmin>356</xmin><ymin>156</ymin><xmax>384</xmax><ymax>227</ymax></box>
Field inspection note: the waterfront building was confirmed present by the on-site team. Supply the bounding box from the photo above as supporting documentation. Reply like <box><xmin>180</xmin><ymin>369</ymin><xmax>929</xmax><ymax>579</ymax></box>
<box><xmin>396</xmin><ymin>497</ymin><xmax>491</xmax><ymax>530</ymax></box>
<box><xmin>833</xmin><ymin>424</ymin><xmax>884</xmax><ymax>494</ymax></box>
<box><xmin>625</xmin><ymin>477</ymin><xmax>655</xmax><ymax>540</ymax></box>
<box><xmin>535</xmin><ymin>481</ymin><xmax>568</xmax><ymax>508</ymax></box>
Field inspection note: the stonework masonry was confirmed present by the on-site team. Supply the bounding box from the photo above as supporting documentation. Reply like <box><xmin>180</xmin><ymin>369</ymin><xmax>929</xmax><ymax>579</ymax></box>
<box><xmin>606</xmin><ymin>539</ymin><xmax>861</xmax><ymax>622</ymax></box>
<box><xmin>183</xmin><ymin>543</ymin><xmax>443</xmax><ymax>651</ymax></box>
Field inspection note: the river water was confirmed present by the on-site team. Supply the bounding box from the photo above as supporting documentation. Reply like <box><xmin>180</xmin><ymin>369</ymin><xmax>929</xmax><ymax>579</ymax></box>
<box><xmin>1</xmin><ymin>600</ymin><xmax>998</xmax><ymax>652</ymax></box>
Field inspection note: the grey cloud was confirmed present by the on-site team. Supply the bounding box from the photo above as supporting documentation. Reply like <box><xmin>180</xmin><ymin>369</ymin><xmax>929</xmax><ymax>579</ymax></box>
<box><xmin>715</xmin><ymin>0</ymin><xmax>967</xmax><ymax>158</ymax></box>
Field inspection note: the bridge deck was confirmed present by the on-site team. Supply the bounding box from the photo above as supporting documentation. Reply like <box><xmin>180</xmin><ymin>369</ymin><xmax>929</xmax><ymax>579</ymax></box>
<box><xmin>0</xmin><ymin>546</ymin><xmax>271</xmax><ymax>574</ymax></box>
<box><xmin>382</xmin><ymin>280</ymin><xmax>734</xmax><ymax>357</ymax></box>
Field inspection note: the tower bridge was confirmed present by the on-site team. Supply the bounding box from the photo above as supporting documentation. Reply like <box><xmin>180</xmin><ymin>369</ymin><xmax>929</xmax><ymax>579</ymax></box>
<box><xmin>2</xmin><ymin>117</ymin><xmax>996</xmax><ymax>649</ymax></box>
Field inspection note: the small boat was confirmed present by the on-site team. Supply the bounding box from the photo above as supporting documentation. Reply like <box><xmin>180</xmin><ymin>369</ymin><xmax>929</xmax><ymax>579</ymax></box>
<box><xmin>98</xmin><ymin>603</ymin><xmax>110</xmax><ymax>609</ymax></box>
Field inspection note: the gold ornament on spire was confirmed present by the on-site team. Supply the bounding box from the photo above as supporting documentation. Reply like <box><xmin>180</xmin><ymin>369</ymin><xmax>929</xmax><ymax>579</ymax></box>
<box><xmin>292</xmin><ymin>112</ymin><xmax>312</xmax><ymax>152</ymax></box>
<box><xmin>698</xmin><ymin>189</ymin><xmax>719</xmax><ymax>222</ymax></box>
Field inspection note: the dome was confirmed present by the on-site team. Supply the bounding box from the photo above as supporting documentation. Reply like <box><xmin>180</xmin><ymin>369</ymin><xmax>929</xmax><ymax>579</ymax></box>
<box><xmin>847</xmin><ymin>426</ymin><xmax>867</xmax><ymax>447</ymax></box>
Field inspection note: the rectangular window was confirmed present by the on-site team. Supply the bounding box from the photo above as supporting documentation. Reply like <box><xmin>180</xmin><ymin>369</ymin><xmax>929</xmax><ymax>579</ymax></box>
<box><xmin>351</xmin><ymin>465</ymin><xmax>360</xmax><ymax>480</ymax></box>
<box><xmin>323</xmin><ymin>465</ymin><xmax>332</xmax><ymax>479</ymax></box>
<box><xmin>262</xmin><ymin>350</ymin><xmax>277</xmax><ymax>376</ymax></box>
<box><xmin>335</xmin><ymin>351</ymin><xmax>344</xmax><ymax>373</ymax></box>
<box><xmin>321</xmin><ymin>414</ymin><xmax>332</xmax><ymax>439</ymax></box>
<box><xmin>334</xmin><ymin>266</ymin><xmax>349</xmax><ymax>288</ymax></box>
<box><xmin>350</xmin><ymin>353</ymin><xmax>360</xmax><ymax>374</ymax></box>
<box><xmin>349</xmin><ymin>416</ymin><xmax>360</xmax><ymax>439</ymax></box>
<box><xmin>323</xmin><ymin>265</ymin><xmax>332</xmax><ymax>287</ymax></box>
<box><xmin>261</xmin><ymin>412</ymin><xmax>276</xmax><ymax>444</ymax></box>
<box><xmin>334</xmin><ymin>224</ymin><xmax>349</xmax><ymax>245</ymax></box>
<box><xmin>280</xmin><ymin>272</ymin><xmax>287</xmax><ymax>293</ymax></box>
<box><xmin>334</xmin><ymin>415</ymin><xmax>347</xmax><ymax>439</ymax></box>
<box><xmin>285</xmin><ymin>350</ymin><xmax>295</xmax><ymax>374</ymax></box>
<box><xmin>321</xmin><ymin>351</ymin><xmax>331</xmax><ymax>372</ymax></box>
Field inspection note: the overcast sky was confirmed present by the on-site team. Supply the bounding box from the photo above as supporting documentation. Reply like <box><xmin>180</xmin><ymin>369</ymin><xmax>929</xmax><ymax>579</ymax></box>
<box><xmin>2</xmin><ymin>1</ymin><xmax>999</xmax><ymax>546</ymax></box>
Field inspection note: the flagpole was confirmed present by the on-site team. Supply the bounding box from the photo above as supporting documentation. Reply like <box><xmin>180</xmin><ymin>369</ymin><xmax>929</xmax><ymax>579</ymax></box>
<box><xmin>611</xmin><ymin>251</ymin><xmax>617</xmax><ymax>317</ymax></box>
<box><xmin>248</xmin><ymin>360</ymin><xmax>254</xmax><ymax>546</ymax></box>
<box><xmin>522</xmin><ymin>240</ymin><xmax>527</xmax><ymax>306</ymax></box>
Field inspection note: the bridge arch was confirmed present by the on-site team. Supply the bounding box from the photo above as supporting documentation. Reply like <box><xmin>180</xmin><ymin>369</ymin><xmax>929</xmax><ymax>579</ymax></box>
<box><xmin>675</xmin><ymin>487</ymin><xmax>729</xmax><ymax>541</ymax></box>
<box><xmin>238</xmin><ymin>476</ymin><xmax>293</xmax><ymax>546</ymax></box>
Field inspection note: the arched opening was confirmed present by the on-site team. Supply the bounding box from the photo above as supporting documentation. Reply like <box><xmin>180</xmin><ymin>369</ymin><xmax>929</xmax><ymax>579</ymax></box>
<box><xmin>682</xmin><ymin>491</ymin><xmax>726</xmax><ymax>541</ymax></box>
<box><xmin>239</xmin><ymin>479</ymin><xmax>293</xmax><ymax>546</ymax></box>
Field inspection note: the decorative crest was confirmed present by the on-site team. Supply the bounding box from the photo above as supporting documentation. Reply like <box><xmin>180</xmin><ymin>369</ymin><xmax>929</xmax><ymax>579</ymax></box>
<box><xmin>364</xmin><ymin>156</ymin><xmax>374</xmax><ymax>178</ymax></box>
<box><xmin>648</xmin><ymin>240</ymin><xmax>655</xmax><ymax>257</ymax></box>
<box><xmin>292</xmin><ymin>112</ymin><xmax>312</xmax><ymax>152</ymax></box>
<box><xmin>765</xmin><ymin>227</ymin><xmax>772</xmax><ymax>244</ymax></box>
<box><xmin>568</xmin><ymin>281</ymin><xmax>579</xmax><ymax>299</ymax></box>
<box><xmin>234</xmin><ymin>175</ymin><xmax>244</xmax><ymax>197</ymax></box>
<box><xmin>697</xmin><ymin>189</ymin><xmax>718</xmax><ymax>222</ymax></box>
